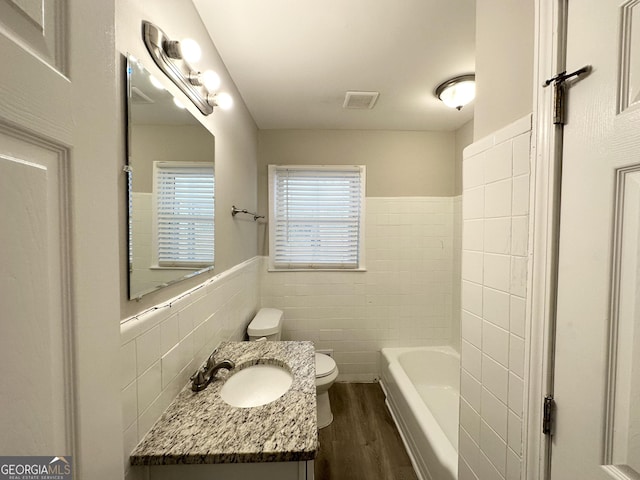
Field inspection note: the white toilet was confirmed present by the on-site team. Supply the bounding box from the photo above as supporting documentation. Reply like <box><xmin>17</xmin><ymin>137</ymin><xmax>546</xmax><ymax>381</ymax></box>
<box><xmin>247</xmin><ymin>308</ymin><xmax>339</xmax><ymax>429</ymax></box>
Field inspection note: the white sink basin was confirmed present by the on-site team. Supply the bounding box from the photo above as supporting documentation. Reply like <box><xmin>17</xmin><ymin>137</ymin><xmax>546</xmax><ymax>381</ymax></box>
<box><xmin>220</xmin><ymin>364</ymin><xmax>293</xmax><ymax>408</ymax></box>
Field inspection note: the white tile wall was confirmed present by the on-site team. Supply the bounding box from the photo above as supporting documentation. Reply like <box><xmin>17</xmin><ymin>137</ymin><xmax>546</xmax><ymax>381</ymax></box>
<box><xmin>461</xmin><ymin>369</ymin><xmax>482</xmax><ymax>412</ymax></box>
<box><xmin>482</xmin><ymin>387</ymin><xmax>508</xmax><ymax>440</ymax></box>
<box><xmin>452</xmin><ymin>196</ymin><xmax>462</xmax><ymax>351</ymax></box>
<box><xmin>462</xmin><ymin>311</ymin><xmax>482</xmax><ymax>349</ymax></box>
<box><xmin>459</xmin><ymin>114</ymin><xmax>531</xmax><ymax>480</ymax></box>
<box><xmin>260</xmin><ymin>196</ymin><xmax>461</xmax><ymax>382</ymax></box>
<box><xmin>462</xmin><ymin>281</ymin><xmax>483</xmax><ymax>317</ymax></box>
<box><xmin>460</xmin><ymin>397</ymin><xmax>481</xmax><ymax>442</ymax></box>
<box><xmin>463</xmin><ymin>251</ymin><xmax>484</xmax><ymax>284</ymax></box>
<box><xmin>484</xmin><ymin>218</ymin><xmax>511</xmax><ymax>254</ymax></box>
<box><xmin>462</xmin><ymin>341</ymin><xmax>483</xmax><ymax>381</ymax></box>
<box><xmin>120</xmin><ymin>196</ymin><xmax>463</xmax><ymax>474</ymax></box>
<box><xmin>482</xmin><ymin>354</ymin><xmax>509</xmax><ymax>401</ymax></box>
<box><xmin>120</xmin><ymin>257</ymin><xmax>260</xmax><ymax>476</ymax></box>
<box><xmin>463</xmin><ymin>219</ymin><xmax>484</xmax><ymax>252</ymax></box>
<box><xmin>483</xmin><ymin>321</ymin><xmax>509</xmax><ymax>367</ymax></box>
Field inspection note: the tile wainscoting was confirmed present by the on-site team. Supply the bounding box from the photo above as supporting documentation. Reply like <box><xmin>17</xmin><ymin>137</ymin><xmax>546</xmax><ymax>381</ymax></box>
<box><xmin>459</xmin><ymin>114</ymin><xmax>532</xmax><ymax>480</ymax></box>
<box><xmin>121</xmin><ymin>195</ymin><xmax>463</xmax><ymax>476</ymax></box>
<box><xmin>120</xmin><ymin>257</ymin><xmax>260</xmax><ymax>477</ymax></box>
<box><xmin>260</xmin><ymin>196</ymin><xmax>462</xmax><ymax>382</ymax></box>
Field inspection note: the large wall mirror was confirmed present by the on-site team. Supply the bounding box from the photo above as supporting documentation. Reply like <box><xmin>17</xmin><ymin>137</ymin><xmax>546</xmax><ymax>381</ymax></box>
<box><xmin>126</xmin><ymin>55</ymin><xmax>215</xmax><ymax>300</ymax></box>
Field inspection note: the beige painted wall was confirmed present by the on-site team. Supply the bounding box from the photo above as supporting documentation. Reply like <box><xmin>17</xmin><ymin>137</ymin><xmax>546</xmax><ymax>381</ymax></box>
<box><xmin>474</xmin><ymin>0</ymin><xmax>534</xmax><ymax>140</ymax></box>
<box><xmin>130</xmin><ymin>125</ymin><xmax>214</xmax><ymax>192</ymax></box>
<box><xmin>257</xmin><ymin>129</ymin><xmax>456</xmax><ymax>255</ymax></box>
<box><xmin>455</xmin><ymin>119</ymin><xmax>474</xmax><ymax>195</ymax></box>
<box><xmin>117</xmin><ymin>0</ymin><xmax>259</xmax><ymax>318</ymax></box>
<box><xmin>258</xmin><ymin>129</ymin><xmax>456</xmax><ymax>197</ymax></box>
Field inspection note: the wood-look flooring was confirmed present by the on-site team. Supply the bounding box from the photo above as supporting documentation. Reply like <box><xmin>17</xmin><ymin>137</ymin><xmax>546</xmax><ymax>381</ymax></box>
<box><xmin>315</xmin><ymin>383</ymin><xmax>418</xmax><ymax>480</ymax></box>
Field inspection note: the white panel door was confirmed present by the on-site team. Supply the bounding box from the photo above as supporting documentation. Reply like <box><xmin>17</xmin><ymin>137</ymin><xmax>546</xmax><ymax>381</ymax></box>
<box><xmin>552</xmin><ymin>0</ymin><xmax>640</xmax><ymax>478</ymax></box>
<box><xmin>0</xmin><ymin>131</ymin><xmax>70</xmax><ymax>455</ymax></box>
<box><xmin>0</xmin><ymin>0</ymin><xmax>122</xmax><ymax>478</ymax></box>
<box><xmin>0</xmin><ymin>0</ymin><xmax>73</xmax><ymax>458</ymax></box>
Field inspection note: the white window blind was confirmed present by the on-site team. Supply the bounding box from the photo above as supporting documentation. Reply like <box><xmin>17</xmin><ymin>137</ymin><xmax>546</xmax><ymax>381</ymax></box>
<box><xmin>153</xmin><ymin>162</ymin><xmax>214</xmax><ymax>267</ymax></box>
<box><xmin>269</xmin><ymin>165</ymin><xmax>365</xmax><ymax>269</ymax></box>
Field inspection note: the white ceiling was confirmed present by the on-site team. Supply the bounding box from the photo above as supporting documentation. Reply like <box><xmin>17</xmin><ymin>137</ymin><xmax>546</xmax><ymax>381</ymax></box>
<box><xmin>193</xmin><ymin>0</ymin><xmax>476</xmax><ymax>131</ymax></box>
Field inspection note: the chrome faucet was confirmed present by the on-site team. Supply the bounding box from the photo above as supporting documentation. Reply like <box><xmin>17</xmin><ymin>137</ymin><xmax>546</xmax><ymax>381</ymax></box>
<box><xmin>190</xmin><ymin>352</ymin><xmax>235</xmax><ymax>392</ymax></box>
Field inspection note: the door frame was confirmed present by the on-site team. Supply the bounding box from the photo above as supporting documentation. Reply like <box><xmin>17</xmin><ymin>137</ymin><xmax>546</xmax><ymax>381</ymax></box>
<box><xmin>66</xmin><ymin>1</ymin><xmax>124</xmax><ymax>476</ymax></box>
<box><xmin>526</xmin><ymin>0</ymin><xmax>567</xmax><ymax>479</ymax></box>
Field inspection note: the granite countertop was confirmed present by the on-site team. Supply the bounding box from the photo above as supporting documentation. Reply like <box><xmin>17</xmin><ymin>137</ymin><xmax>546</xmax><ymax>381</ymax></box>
<box><xmin>130</xmin><ymin>341</ymin><xmax>318</xmax><ymax>466</ymax></box>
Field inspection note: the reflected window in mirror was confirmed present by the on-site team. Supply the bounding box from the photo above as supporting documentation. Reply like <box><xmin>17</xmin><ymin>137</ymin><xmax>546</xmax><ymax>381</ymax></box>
<box><xmin>126</xmin><ymin>55</ymin><xmax>215</xmax><ymax>299</ymax></box>
<box><xmin>153</xmin><ymin>161</ymin><xmax>214</xmax><ymax>268</ymax></box>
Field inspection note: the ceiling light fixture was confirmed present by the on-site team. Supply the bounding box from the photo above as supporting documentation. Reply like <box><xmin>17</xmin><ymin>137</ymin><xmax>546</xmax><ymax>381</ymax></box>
<box><xmin>142</xmin><ymin>20</ymin><xmax>232</xmax><ymax>116</ymax></box>
<box><xmin>435</xmin><ymin>74</ymin><xmax>476</xmax><ymax>110</ymax></box>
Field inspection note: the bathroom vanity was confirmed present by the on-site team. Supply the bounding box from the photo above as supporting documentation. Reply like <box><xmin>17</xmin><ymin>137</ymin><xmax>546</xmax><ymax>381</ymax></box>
<box><xmin>130</xmin><ymin>341</ymin><xmax>318</xmax><ymax>480</ymax></box>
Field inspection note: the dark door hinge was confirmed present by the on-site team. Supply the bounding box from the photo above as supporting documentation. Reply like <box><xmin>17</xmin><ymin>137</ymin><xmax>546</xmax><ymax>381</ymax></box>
<box><xmin>543</xmin><ymin>65</ymin><xmax>592</xmax><ymax>125</ymax></box>
<box><xmin>543</xmin><ymin>395</ymin><xmax>555</xmax><ymax>436</ymax></box>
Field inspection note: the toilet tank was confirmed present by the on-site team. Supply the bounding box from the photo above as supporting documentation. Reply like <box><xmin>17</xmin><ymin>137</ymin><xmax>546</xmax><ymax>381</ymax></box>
<box><xmin>247</xmin><ymin>308</ymin><xmax>283</xmax><ymax>341</ymax></box>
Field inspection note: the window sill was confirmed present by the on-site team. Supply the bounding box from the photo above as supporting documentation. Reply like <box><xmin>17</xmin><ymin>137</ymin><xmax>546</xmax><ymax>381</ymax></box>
<box><xmin>267</xmin><ymin>267</ymin><xmax>367</xmax><ymax>273</ymax></box>
<box><xmin>150</xmin><ymin>265</ymin><xmax>214</xmax><ymax>271</ymax></box>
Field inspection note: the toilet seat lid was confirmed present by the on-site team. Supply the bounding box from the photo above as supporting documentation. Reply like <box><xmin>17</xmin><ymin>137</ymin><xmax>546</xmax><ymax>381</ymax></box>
<box><xmin>248</xmin><ymin>308</ymin><xmax>283</xmax><ymax>336</ymax></box>
<box><xmin>315</xmin><ymin>353</ymin><xmax>337</xmax><ymax>378</ymax></box>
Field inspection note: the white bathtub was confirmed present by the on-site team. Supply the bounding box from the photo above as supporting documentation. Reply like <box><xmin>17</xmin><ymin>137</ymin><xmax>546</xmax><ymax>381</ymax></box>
<box><xmin>380</xmin><ymin>346</ymin><xmax>460</xmax><ymax>480</ymax></box>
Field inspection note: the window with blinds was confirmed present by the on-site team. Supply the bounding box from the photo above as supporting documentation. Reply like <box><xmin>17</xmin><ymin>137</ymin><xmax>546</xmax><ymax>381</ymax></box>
<box><xmin>153</xmin><ymin>161</ymin><xmax>214</xmax><ymax>268</ymax></box>
<box><xmin>268</xmin><ymin>165</ymin><xmax>365</xmax><ymax>269</ymax></box>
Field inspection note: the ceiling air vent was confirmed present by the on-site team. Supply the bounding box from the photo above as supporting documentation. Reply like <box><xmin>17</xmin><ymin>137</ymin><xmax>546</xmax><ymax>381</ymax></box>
<box><xmin>343</xmin><ymin>91</ymin><xmax>379</xmax><ymax>109</ymax></box>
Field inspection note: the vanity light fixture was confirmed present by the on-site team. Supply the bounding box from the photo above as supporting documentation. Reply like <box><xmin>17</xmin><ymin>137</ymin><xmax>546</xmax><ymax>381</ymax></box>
<box><xmin>173</xmin><ymin>97</ymin><xmax>186</xmax><ymax>109</ymax></box>
<box><xmin>148</xmin><ymin>74</ymin><xmax>165</xmax><ymax>90</ymax></box>
<box><xmin>435</xmin><ymin>74</ymin><xmax>476</xmax><ymax>110</ymax></box>
<box><xmin>210</xmin><ymin>92</ymin><xmax>233</xmax><ymax>110</ymax></box>
<box><xmin>175</xmin><ymin>38</ymin><xmax>202</xmax><ymax>63</ymax></box>
<box><xmin>200</xmin><ymin>70</ymin><xmax>221</xmax><ymax>91</ymax></box>
<box><xmin>142</xmin><ymin>20</ymin><xmax>232</xmax><ymax>115</ymax></box>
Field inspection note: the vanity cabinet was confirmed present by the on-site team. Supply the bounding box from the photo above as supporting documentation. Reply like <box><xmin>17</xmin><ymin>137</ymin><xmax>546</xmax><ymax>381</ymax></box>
<box><xmin>145</xmin><ymin>460</ymin><xmax>314</xmax><ymax>480</ymax></box>
<box><xmin>130</xmin><ymin>342</ymin><xmax>317</xmax><ymax>480</ymax></box>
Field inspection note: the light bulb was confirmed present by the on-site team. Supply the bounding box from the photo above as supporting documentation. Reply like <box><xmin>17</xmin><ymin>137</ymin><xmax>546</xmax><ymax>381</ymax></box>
<box><xmin>201</xmin><ymin>70</ymin><xmax>221</xmax><ymax>92</ymax></box>
<box><xmin>149</xmin><ymin>74</ymin><xmax>165</xmax><ymax>90</ymax></box>
<box><xmin>212</xmin><ymin>92</ymin><xmax>233</xmax><ymax>110</ymax></box>
<box><xmin>439</xmin><ymin>80</ymin><xmax>475</xmax><ymax>110</ymax></box>
<box><xmin>180</xmin><ymin>38</ymin><xmax>201</xmax><ymax>63</ymax></box>
<box><xmin>173</xmin><ymin>97</ymin><xmax>186</xmax><ymax>109</ymax></box>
